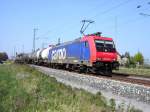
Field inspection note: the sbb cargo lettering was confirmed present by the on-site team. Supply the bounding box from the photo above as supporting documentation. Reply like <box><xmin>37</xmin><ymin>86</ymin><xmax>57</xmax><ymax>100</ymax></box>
<box><xmin>51</xmin><ymin>48</ymin><xmax>66</xmax><ymax>60</ymax></box>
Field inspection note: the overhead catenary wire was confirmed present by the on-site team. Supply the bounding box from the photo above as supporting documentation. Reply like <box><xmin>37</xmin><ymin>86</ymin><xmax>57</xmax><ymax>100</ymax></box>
<box><xmin>91</xmin><ymin>0</ymin><xmax>133</xmax><ymax>19</ymax></box>
<box><xmin>38</xmin><ymin>0</ymin><xmax>139</xmax><ymax>41</ymax></box>
<box><xmin>137</xmin><ymin>1</ymin><xmax>150</xmax><ymax>17</ymax></box>
<box><xmin>73</xmin><ymin>0</ymin><xmax>134</xmax><ymax>33</ymax></box>
<box><xmin>37</xmin><ymin>0</ymin><xmax>117</xmax><ymax>38</ymax></box>
<box><xmin>88</xmin><ymin>0</ymin><xmax>150</xmax><ymax>31</ymax></box>
<box><xmin>60</xmin><ymin>0</ymin><xmax>134</xmax><ymax>37</ymax></box>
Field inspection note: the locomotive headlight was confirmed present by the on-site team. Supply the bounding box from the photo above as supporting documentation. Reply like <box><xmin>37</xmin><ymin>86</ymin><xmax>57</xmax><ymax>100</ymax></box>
<box><xmin>113</xmin><ymin>58</ymin><xmax>116</xmax><ymax>61</ymax></box>
<box><xmin>97</xmin><ymin>58</ymin><xmax>102</xmax><ymax>60</ymax></box>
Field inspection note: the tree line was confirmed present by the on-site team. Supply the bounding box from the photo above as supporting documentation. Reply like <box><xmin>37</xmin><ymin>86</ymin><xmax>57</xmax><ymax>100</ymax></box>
<box><xmin>121</xmin><ymin>51</ymin><xmax>144</xmax><ymax>68</ymax></box>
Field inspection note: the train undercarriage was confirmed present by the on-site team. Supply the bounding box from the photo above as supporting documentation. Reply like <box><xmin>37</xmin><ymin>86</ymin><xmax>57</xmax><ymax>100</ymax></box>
<box><xmin>16</xmin><ymin>57</ymin><xmax>119</xmax><ymax>76</ymax></box>
<box><xmin>28</xmin><ymin>60</ymin><xmax>119</xmax><ymax>76</ymax></box>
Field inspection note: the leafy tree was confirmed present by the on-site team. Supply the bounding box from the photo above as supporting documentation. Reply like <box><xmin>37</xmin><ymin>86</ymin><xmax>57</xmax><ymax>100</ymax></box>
<box><xmin>124</xmin><ymin>52</ymin><xmax>130</xmax><ymax>58</ymax></box>
<box><xmin>129</xmin><ymin>56</ymin><xmax>136</xmax><ymax>68</ymax></box>
<box><xmin>0</xmin><ymin>52</ymin><xmax>8</xmax><ymax>61</ymax></box>
<box><xmin>124</xmin><ymin>52</ymin><xmax>136</xmax><ymax>68</ymax></box>
<box><xmin>134</xmin><ymin>52</ymin><xmax>144</xmax><ymax>65</ymax></box>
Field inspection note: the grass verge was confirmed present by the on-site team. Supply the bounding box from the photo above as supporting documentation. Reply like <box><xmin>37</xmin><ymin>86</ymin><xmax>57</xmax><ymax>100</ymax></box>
<box><xmin>114</xmin><ymin>67</ymin><xmax>150</xmax><ymax>77</ymax></box>
<box><xmin>0</xmin><ymin>63</ymin><xmax>142</xmax><ymax>112</ymax></box>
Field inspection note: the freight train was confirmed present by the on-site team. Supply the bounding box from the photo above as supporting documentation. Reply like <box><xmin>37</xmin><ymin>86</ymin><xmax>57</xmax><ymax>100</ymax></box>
<box><xmin>15</xmin><ymin>32</ymin><xmax>119</xmax><ymax>75</ymax></box>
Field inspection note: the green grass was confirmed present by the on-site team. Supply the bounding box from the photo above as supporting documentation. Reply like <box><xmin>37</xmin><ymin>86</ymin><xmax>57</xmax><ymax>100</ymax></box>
<box><xmin>114</xmin><ymin>67</ymin><xmax>150</xmax><ymax>77</ymax></box>
<box><xmin>0</xmin><ymin>63</ymin><xmax>142</xmax><ymax>112</ymax></box>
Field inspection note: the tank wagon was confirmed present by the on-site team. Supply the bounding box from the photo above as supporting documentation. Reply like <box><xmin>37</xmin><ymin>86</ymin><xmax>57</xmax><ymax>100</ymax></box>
<box><xmin>39</xmin><ymin>46</ymin><xmax>53</xmax><ymax>65</ymax></box>
<box><xmin>48</xmin><ymin>32</ymin><xmax>119</xmax><ymax>74</ymax></box>
<box><xmin>29</xmin><ymin>46</ymin><xmax>53</xmax><ymax>65</ymax></box>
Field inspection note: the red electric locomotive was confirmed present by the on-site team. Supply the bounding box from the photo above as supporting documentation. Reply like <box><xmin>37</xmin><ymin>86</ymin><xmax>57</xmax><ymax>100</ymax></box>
<box><xmin>80</xmin><ymin>32</ymin><xmax>119</xmax><ymax>74</ymax></box>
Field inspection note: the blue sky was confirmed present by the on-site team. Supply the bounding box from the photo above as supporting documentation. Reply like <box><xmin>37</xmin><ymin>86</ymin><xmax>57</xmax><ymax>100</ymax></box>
<box><xmin>0</xmin><ymin>0</ymin><xmax>150</xmax><ymax>59</ymax></box>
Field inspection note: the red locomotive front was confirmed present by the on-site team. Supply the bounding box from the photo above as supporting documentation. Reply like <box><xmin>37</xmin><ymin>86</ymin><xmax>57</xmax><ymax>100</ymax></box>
<box><xmin>82</xmin><ymin>32</ymin><xmax>119</xmax><ymax>73</ymax></box>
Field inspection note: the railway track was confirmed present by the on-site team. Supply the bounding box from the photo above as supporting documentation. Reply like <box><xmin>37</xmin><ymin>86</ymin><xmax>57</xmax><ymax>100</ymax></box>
<box><xmin>111</xmin><ymin>74</ymin><xmax>150</xmax><ymax>87</ymax></box>
<box><xmin>79</xmin><ymin>72</ymin><xmax>150</xmax><ymax>87</ymax></box>
<box><xmin>30</xmin><ymin>64</ymin><xmax>150</xmax><ymax>87</ymax></box>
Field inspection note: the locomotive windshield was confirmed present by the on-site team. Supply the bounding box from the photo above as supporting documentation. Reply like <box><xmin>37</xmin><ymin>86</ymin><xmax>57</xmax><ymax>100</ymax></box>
<box><xmin>95</xmin><ymin>40</ymin><xmax>116</xmax><ymax>52</ymax></box>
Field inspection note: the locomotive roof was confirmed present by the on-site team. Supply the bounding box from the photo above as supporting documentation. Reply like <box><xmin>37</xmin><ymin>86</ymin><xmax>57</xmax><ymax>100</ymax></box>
<box><xmin>54</xmin><ymin>34</ymin><xmax>113</xmax><ymax>48</ymax></box>
<box><xmin>84</xmin><ymin>32</ymin><xmax>113</xmax><ymax>41</ymax></box>
<box><xmin>54</xmin><ymin>37</ymin><xmax>81</xmax><ymax>48</ymax></box>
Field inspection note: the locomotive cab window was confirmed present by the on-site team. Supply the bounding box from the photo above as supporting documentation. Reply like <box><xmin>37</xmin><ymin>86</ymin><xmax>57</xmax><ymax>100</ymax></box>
<box><xmin>84</xmin><ymin>41</ymin><xmax>89</xmax><ymax>47</ymax></box>
<box><xmin>105</xmin><ymin>41</ymin><xmax>115</xmax><ymax>48</ymax></box>
<box><xmin>95</xmin><ymin>40</ymin><xmax>116</xmax><ymax>52</ymax></box>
